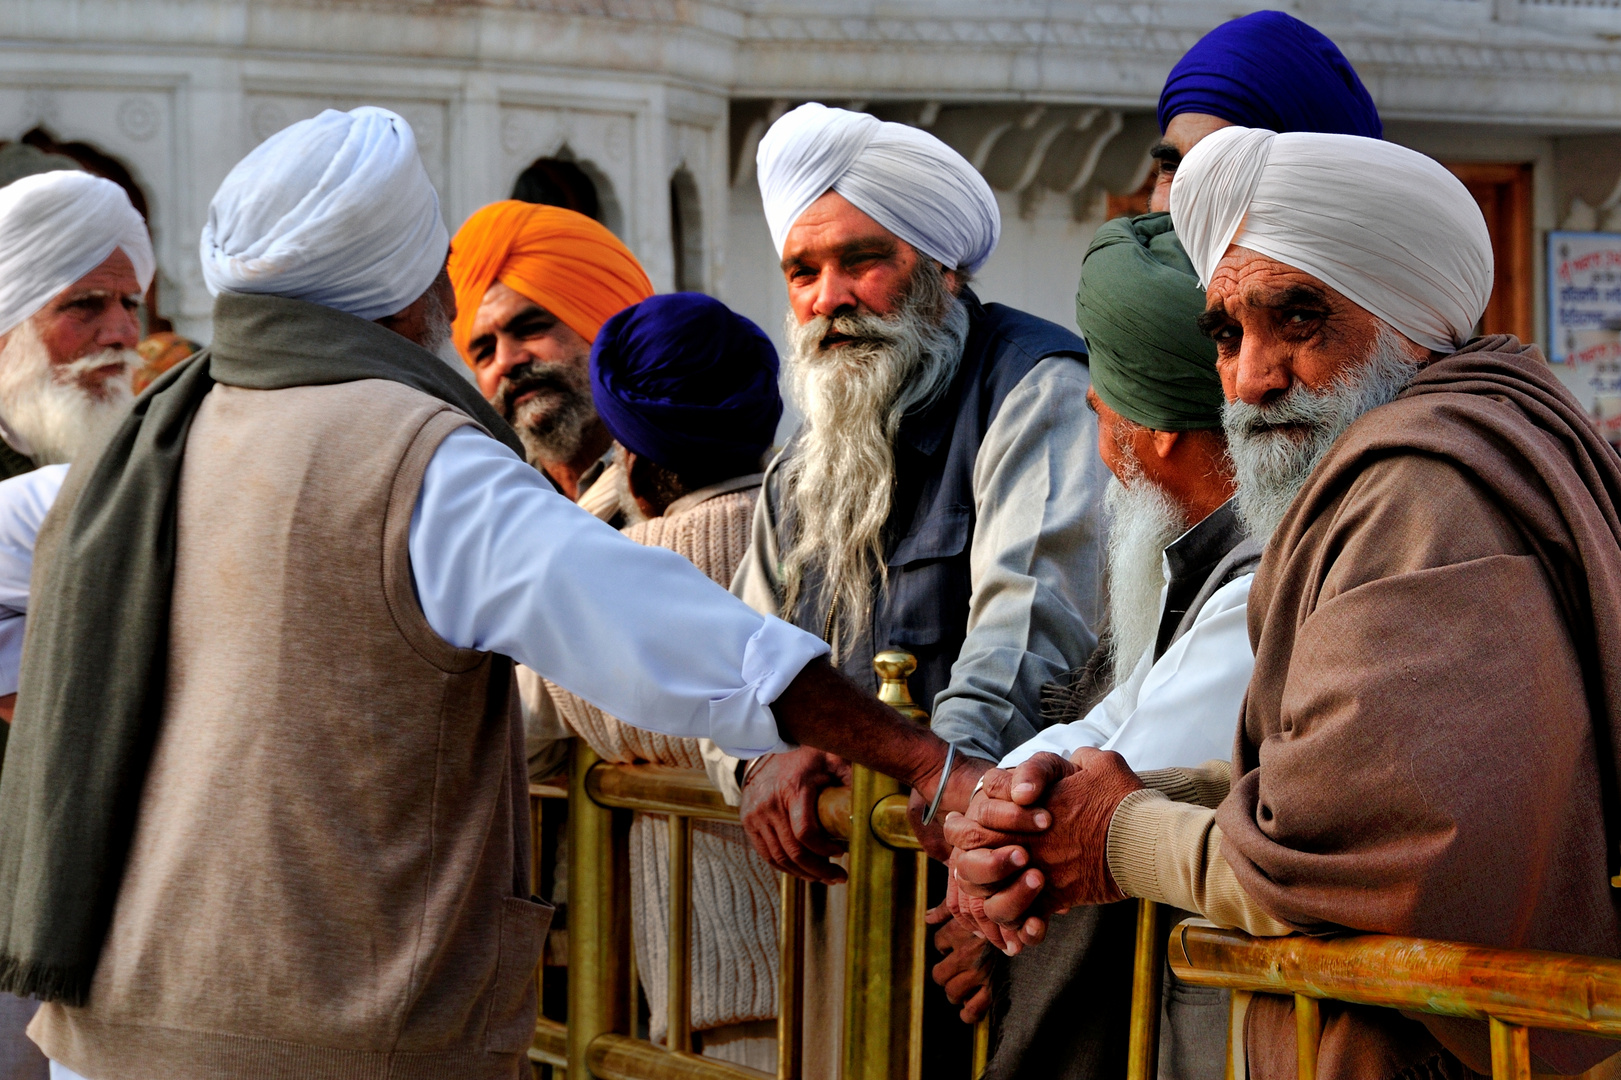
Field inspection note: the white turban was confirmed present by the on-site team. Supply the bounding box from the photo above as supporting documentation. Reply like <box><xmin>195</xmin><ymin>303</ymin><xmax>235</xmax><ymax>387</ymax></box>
<box><xmin>201</xmin><ymin>106</ymin><xmax>448</xmax><ymax>321</ymax></box>
<box><xmin>757</xmin><ymin>103</ymin><xmax>1000</xmax><ymax>274</ymax></box>
<box><xmin>1170</xmin><ymin>126</ymin><xmax>1493</xmax><ymax>353</ymax></box>
<box><xmin>0</xmin><ymin>171</ymin><xmax>155</xmax><ymax>338</ymax></box>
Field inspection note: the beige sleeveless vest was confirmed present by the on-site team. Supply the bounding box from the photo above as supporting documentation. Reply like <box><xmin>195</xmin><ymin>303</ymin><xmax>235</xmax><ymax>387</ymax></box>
<box><xmin>33</xmin><ymin>379</ymin><xmax>548</xmax><ymax>1080</ymax></box>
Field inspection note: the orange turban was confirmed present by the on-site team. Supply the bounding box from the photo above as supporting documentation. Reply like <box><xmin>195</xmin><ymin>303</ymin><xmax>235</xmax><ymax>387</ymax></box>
<box><xmin>449</xmin><ymin>201</ymin><xmax>653</xmax><ymax>364</ymax></box>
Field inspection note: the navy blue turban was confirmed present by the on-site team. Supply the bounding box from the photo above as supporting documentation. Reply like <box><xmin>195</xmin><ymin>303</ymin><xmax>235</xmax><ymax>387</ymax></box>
<box><xmin>1158</xmin><ymin>11</ymin><xmax>1381</xmax><ymax>138</ymax></box>
<box><xmin>590</xmin><ymin>292</ymin><xmax>782</xmax><ymax>486</ymax></box>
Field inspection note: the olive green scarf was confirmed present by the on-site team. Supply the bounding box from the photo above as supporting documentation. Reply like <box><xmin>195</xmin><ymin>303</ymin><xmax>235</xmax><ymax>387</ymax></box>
<box><xmin>0</xmin><ymin>292</ymin><xmax>522</xmax><ymax>1004</ymax></box>
<box><xmin>1077</xmin><ymin>212</ymin><xmax>1223</xmax><ymax>431</ymax></box>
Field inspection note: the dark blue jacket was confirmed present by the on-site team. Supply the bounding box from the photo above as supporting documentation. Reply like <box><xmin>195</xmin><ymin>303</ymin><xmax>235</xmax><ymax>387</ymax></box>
<box><xmin>770</xmin><ymin>291</ymin><xmax>1088</xmax><ymax>710</ymax></box>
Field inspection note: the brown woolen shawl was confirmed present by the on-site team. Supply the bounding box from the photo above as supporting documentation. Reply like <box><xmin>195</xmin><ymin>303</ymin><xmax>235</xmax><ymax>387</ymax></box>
<box><xmin>1216</xmin><ymin>337</ymin><xmax>1621</xmax><ymax>1078</ymax></box>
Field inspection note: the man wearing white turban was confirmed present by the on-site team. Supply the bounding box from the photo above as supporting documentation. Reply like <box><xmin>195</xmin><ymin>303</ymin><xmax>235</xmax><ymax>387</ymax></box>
<box><xmin>0</xmin><ymin>171</ymin><xmax>149</xmax><ymax>476</ymax></box>
<box><xmin>0</xmin><ymin>107</ymin><xmax>965</xmax><ymax>1080</ymax></box>
<box><xmin>948</xmin><ymin>127</ymin><xmax>1621</xmax><ymax>1079</ymax></box>
<box><xmin>727</xmin><ymin>102</ymin><xmax>1107</xmax><ymax>1074</ymax></box>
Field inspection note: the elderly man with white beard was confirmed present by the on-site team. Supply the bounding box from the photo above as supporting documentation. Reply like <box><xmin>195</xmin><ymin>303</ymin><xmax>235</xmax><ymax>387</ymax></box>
<box><xmin>0</xmin><ymin>172</ymin><xmax>145</xmax><ymax>479</ymax></box>
<box><xmin>973</xmin><ymin>211</ymin><xmax>1253</xmax><ymax>1080</ymax></box>
<box><xmin>715</xmin><ymin>103</ymin><xmax>1107</xmax><ymax>1075</ymax></box>
<box><xmin>947</xmin><ymin>126</ymin><xmax>1621</xmax><ymax>1080</ymax></box>
<box><xmin>0</xmin><ymin>170</ymin><xmax>150</xmax><ymax>730</ymax></box>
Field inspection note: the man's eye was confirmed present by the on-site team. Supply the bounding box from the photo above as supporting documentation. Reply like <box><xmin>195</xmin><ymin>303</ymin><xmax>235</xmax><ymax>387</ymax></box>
<box><xmin>1213</xmin><ymin>325</ymin><xmax>1238</xmax><ymax>341</ymax></box>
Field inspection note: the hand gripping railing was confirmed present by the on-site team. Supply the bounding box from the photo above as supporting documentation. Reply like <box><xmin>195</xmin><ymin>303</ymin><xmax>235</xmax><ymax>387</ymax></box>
<box><xmin>1165</xmin><ymin>919</ymin><xmax>1621</xmax><ymax>1080</ymax></box>
<box><xmin>529</xmin><ymin>650</ymin><xmax>992</xmax><ymax>1080</ymax></box>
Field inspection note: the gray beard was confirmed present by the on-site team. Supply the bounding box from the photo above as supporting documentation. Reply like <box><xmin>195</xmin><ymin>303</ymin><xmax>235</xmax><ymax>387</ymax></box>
<box><xmin>1103</xmin><ymin>470</ymin><xmax>1190</xmax><ymax>691</ymax></box>
<box><xmin>493</xmin><ymin>361</ymin><xmax>596</xmax><ymax>471</ymax></box>
<box><xmin>1224</xmin><ymin>325</ymin><xmax>1422</xmax><ymax>542</ymax></box>
<box><xmin>778</xmin><ymin>264</ymin><xmax>969</xmax><ymax>655</ymax></box>
<box><xmin>0</xmin><ymin>317</ymin><xmax>135</xmax><ymax>465</ymax></box>
<box><xmin>511</xmin><ymin>387</ymin><xmax>595</xmax><ymax>470</ymax></box>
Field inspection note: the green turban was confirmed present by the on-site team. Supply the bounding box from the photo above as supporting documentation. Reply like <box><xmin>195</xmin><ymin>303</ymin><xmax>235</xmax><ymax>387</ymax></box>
<box><xmin>1076</xmin><ymin>212</ymin><xmax>1223</xmax><ymax>431</ymax></box>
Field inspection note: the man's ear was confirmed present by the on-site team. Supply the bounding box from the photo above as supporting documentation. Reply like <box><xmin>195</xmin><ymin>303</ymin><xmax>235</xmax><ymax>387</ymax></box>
<box><xmin>1150</xmin><ymin>429</ymin><xmax>1181</xmax><ymax>461</ymax></box>
<box><xmin>942</xmin><ymin>265</ymin><xmax>965</xmax><ymax>297</ymax></box>
<box><xmin>621</xmin><ymin>447</ymin><xmax>643</xmax><ymax>499</ymax></box>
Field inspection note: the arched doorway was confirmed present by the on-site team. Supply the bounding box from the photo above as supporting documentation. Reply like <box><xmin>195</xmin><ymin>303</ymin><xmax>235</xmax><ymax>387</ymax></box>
<box><xmin>512</xmin><ymin>156</ymin><xmax>599</xmax><ymax>219</ymax></box>
<box><xmin>669</xmin><ymin>166</ymin><xmax>703</xmax><ymax>293</ymax></box>
<box><xmin>511</xmin><ymin>149</ymin><xmax>625</xmax><ymax>238</ymax></box>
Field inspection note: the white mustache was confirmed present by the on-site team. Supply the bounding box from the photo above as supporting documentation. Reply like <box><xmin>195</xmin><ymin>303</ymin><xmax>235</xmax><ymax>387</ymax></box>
<box><xmin>53</xmin><ymin>348</ymin><xmax>137</xmax><ymax>384</ymax></box>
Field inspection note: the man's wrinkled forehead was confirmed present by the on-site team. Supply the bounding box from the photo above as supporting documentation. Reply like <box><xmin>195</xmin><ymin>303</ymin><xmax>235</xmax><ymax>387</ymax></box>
<box><xmin>1203</xmin><ymin>248</ymin><xmax>1337</xmax><ymax>313</ymax></box>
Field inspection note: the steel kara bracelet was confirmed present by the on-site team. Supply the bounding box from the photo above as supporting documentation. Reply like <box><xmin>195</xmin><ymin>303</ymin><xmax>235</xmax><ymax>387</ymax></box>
<box><xmin>921</xmin><ymin>742</ymin><xmax>957</xmax><ymax>827</ymax></box>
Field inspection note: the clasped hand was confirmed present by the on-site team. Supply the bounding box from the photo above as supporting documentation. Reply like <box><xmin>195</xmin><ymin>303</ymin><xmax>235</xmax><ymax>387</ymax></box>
<box><xmin>941</xmin><ymin>747</ymin><xmax>1145</xmax><ymax>955</ymax></box>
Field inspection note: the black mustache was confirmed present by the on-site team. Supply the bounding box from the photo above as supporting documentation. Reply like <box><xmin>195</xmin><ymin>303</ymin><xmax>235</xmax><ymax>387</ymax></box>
<box><xmin>495</xmin><ymin>366</ymin><xmax>576</xmax><ymax>412</ymax></box>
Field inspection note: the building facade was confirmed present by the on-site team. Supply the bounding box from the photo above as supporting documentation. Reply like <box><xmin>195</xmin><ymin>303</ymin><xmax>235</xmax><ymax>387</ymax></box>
<box><xmin>6</xmin><ymin>0</ymin><xmax>1621</xmax><ymax>410</ymax></box>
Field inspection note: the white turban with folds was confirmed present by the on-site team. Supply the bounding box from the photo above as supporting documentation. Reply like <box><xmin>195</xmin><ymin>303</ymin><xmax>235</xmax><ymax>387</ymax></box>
<box><xmin>1170</xmin><ymin>126</ymin><xmax>1493</xmax><ymax>353</ymax></box>
<box><xmin>757</xmin><ymin>103</ymin><xmax>1000</xmax><ymax>274</ymax></box>
<box><xmin>0</xmin><ymin>171</ymin><xmax>155</xmax><ymax>338</ymax></box>
<box><xmin>201</xmin><ymin>106</ymin><xmax>448</xmax><ymax>321</ymax></box>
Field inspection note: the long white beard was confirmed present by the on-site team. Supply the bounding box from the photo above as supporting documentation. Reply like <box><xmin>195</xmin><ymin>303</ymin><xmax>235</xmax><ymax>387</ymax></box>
<box><xmin>1224</xmin><ymin>325</ymin><xmax>1421</xmax><ymax>541</ymax></box>
<box><xmin>1103</xmin><ymin>469</ymin><xmax>1190</xmax><ymax>691</ymax></box>
<box><xmin>778</xmin><ymin>265</ymin><xmax>969</xmax><ymax>652</ymax></box>
<box><xmin>0</xmin><ymin>317</ymin><xmax>136</xmax><ymax>465</ymax></box>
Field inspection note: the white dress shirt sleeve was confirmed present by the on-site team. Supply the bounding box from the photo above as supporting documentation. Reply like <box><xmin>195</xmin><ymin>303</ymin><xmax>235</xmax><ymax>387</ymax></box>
<box><xmin>409</xmin><ymin>426</ymin><xmax>828</xmax><ymax>759</ymax></box>
<box><xmin>998</xmin><ymin>573</ymin><xmax>1254</xmax><ymax>774</ymax></box>
<box><xmin>0</xmin><ymin>464</ymin><xmax>69</xmax><ymax>696</ymax></box>
<box><xmin>928</xmin><ymin>354</ymin><xmax>1109</xmax><ymax>762</ymax></box>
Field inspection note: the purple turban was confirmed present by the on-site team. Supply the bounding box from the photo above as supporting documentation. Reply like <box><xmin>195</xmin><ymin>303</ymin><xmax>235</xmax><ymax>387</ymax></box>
<box><xmin>590</xmin><ymin>293</ymin><xmax>781</xmax><ymax>487</ymax></box>
<box><xmin>1158</xmin><ymin>11</ymin><xmax>1381</xmax><ymax>139</ymax></box>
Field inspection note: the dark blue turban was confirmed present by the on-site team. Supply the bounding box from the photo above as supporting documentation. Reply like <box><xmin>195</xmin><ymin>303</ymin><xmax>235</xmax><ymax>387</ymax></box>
<box><xmin>1158</xmin><ymin>11</ymin><xmax>1381</xmax><ymax>138</ymax></box>
<box><xmin>590</xmin><ymin>292</ymin><xmax>782</xmax><ymax>487</ymax></box>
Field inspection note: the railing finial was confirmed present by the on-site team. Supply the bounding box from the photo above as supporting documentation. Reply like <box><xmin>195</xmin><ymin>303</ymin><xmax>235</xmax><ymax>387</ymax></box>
<box><xmin>873</xmin><ymin>649</ymin><xmax>928</xmax><ymax>724</ymax></box>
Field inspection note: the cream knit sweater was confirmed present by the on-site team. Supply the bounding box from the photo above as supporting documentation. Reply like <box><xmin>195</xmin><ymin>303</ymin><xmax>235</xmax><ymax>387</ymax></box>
<box><xmin>545</xmin><ymin>484</ymin><xmax>779</xmax><ymax>1042</ymax></box>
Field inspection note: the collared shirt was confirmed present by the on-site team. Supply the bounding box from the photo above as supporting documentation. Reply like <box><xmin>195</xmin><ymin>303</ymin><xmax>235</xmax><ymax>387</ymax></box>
<box><xmin>728</xmin><ymin>353</ymin><xmax>1107</xmax><ymax>774</ymax></box>
<box><xmin>0</xmin><ymin>425</ymin><xmax>826</xmax><ymax>759</ymax></box>
<box><xmin>1001</xmin><ymin>501</ymin><xmax>1256</xmax><ymax>773</ymax></box>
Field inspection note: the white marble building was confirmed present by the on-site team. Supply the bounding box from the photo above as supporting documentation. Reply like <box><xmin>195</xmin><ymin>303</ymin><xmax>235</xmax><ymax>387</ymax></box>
<box><xmin>5</xmin><ymin>0</ymin><xmax>1621</xmax><ymax>408</ymax></box>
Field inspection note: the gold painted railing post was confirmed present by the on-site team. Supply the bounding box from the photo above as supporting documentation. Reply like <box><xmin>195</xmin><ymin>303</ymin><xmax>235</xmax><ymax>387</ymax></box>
<box><xmin>776</xmin><ymin>873</ymin><xmax>805</xmax><ymax>1080</ymax></box>
<box><xmin>1294</xmin><ymin>994</ymin><xmax>1321</xmax><ymax>1080</ymax></box>
<box><xmin>842</xmin><ymin>651</ymin><xmax>930</xmax><ymax>1080</ymax></box>
<box><xmin>1225</xmin><ymin>990</ymin><xmax>1252</xmax><ymax>1080</ymax></box>
<box><xmin>1126</xmin><ymin>900</ymin><xmax>1164</xmax><ymax>1080</ymax></box>
<box><xmin>568</xmin><ymin>742</ymin><xmax>630</xmax><ymax>1078</ymax></box>
<box><xmin>667</xmin><ymin>815</ymin><xmax>694</xmax><ymax>1054</ymax></box>
<box><xmin>1489</xmin><ymin>1017</ymin><xmax>1531</xmax><ymax>1080</ymax></box>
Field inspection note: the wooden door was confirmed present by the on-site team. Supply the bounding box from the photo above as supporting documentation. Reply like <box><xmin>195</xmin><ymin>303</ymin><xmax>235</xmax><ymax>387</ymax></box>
<box><xmin>1445</xmin><ymin>161</ymin><xmax>1534</xmax><ymax>344</ymax></box>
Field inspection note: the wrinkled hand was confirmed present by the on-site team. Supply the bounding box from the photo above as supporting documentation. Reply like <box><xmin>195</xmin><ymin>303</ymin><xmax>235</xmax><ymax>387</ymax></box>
<box><xmin>941</xmin><ymin>754</ymin><xmax>1071</xmax><ymax>951</ymax></box>
<box><xmin>926</xmin><ymin>901</ymin><xmax>995</xmax><ymax>1023</ymax></box>
<box><xmin>947</xmin><ymin>749</ymin><xmax>1144</xmax><ymax>947</ymax></box>
<box><xmin>907</xmin><ymin>751</ymin><xmax>994</xmax><ymax>862</ymax></box>
<box><xmin>740</xmin><ymin>747</ymin><xmax>852</xmax><ymax>884</ymax></box>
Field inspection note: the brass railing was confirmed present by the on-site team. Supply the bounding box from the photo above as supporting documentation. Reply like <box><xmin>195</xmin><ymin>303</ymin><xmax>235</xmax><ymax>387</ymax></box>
<box><xmin>528</xmin><ymin>650</ymin><xmax>992</xmax><ymax>1080</ymax></box>
<box><xmin>530</xmin><ymin>685</ymin><xmax>1621</xmax><ymax>1080</ymax></box>
<box><xmin>1168</xmin><ymin>917</ymin><xmax>1621</xmax><ymax>1080</ymax></box>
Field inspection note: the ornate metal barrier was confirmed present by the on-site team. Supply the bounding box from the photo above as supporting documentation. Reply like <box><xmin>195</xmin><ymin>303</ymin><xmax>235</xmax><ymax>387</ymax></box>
<box><xmin>527</xmin><ymin>651</ymin><xmax>993</xmax><ymax>1080</ymax></box>
<box><xmin>534</xmin><ymin>718</ymin><xmax>1621</xmax><ymax>1080</ymax></box>
<box><xmin>1168</xmin><ymin>920</ymin><xmax>1621</xmax><ymax>1080</ymax></box>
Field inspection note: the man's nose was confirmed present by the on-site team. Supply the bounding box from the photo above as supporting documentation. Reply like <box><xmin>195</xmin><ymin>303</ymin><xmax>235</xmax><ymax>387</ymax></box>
<box><xmin>98</xmin><ymin>303</ymin><xmax>141</xmax><ymax>352</ymax></box>
<box><xmin>807</xmin><ymin>270</ymin><xmax>861</xmax><ymax>321</ymax></box>
<box><xmin>1232</xmin><ymin>338</ymin><xmax>1293</xmax><ymax>405</ymax></box>
<box><xmin>491</xmin><ymin>335</ymin><xmax>534</xmax><ymax>381</ymax></box>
